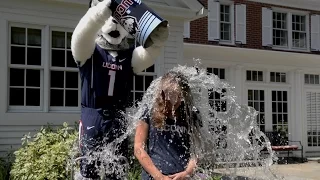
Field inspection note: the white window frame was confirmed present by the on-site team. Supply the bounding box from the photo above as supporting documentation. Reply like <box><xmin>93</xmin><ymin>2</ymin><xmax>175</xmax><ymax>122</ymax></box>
<box><xmin>7</xmin><ymin>23</ymin><xmax>81</xmax><ymax>113</ymax></box>
<box><xmin>246</xmin><ymin>70</ymin><xmax>264</xmax><ymax>82</ymax></box>
<box><xmin>8</xmin><ymin>23</ymin><xmax>45</xmax><ymax>112</ymax></box>
<box><xmin>49</xmin><ymin>27</ymin><xmax>81</xmax><ymax>112</ymax></box>
<box><xmin>208</xmin><ymin>0</ymin><xmax>235</xmax><ymax>45</ymax></box>
<box><xmin>270</xmin><ymin>71</ymin><xmax>287</xmax><ymax>83</ymax></box>
<box><xmin>244</xmin><ymin>86</ymin><xmax>291</xmax><ymax>135</ymax></box>
<box><xmin>271</xmin><ymin>8</ymin><xmax>310</xmax><ymax>52</ymax></box>
<box><xmin>130</xmin><ymin>66</ymin><xmax>157</xmax><ymax>106</ymax></box>
<box><xmin>304</xmin><ymin>73</ymin><xmax>320</xmax><ymax>85</ymax></box>
<box><xmin>206</xmin><ymin>66</ymin><xmax>229</xmax><ymax>112</ymax></box>
<box><xmin>248</xmin><ymin>89</ymin><xmax>266</xmax><ymax>132</ymax></box>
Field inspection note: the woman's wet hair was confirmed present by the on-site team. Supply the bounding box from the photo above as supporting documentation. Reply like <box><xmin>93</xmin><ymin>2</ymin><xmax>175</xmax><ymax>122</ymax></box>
<box><xmin>151</xmin><ymin>71</ymin><xmax>193</xmax><ymax>128</ymax></box>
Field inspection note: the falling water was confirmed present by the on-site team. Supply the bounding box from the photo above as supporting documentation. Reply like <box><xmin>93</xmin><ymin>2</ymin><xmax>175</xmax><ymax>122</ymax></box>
<box><xmin>70</xmin><ymin>59</ymin><xmax>280</xmax><ymax>180</ymax></box>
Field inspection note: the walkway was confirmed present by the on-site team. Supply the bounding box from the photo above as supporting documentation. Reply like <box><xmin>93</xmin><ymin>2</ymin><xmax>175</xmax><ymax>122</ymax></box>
<box><xmin>214</xmin><ymin>161</ymin><xmax>320</xmax><ymax>180</ymax></box>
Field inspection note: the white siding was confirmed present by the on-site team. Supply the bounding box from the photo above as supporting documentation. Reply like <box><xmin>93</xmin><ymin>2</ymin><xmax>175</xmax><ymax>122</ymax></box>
<box><xmin>164</xmin><ymin>19</ymin><xmax>184</xmax><ymax>73</ymax></box>
<box><xmin>0</xmin><ymin>0</ymin><xmax>189</xmax><ymax>154</ymax></box>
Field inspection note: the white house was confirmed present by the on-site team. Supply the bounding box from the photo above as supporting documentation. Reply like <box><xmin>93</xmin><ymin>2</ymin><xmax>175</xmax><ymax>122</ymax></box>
<box><xmin>0</xmin><ymin>0</ymin><xmax>206</xmax><ymax>155</ymax></box>
<box><xmin>184</xmin><ymin>0</ymin><xmax>320</xmax><ymax>157</ymax></box>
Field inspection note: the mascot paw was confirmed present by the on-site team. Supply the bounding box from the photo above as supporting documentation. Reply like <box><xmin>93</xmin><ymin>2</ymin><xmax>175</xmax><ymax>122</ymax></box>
<box><xmin>149</xmin><ymin>23</ymin><xmax>169</xmax><ymax>47</ymax></box>
<box><xmin>95</xmin><ymin>0</ymin><xmax>112</xmax><ymax>18</ymax></box>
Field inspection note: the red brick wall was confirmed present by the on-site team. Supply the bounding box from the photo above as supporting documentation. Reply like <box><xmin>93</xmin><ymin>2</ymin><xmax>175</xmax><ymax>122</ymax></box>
<box><xmin>185</xmin><ymin>0</ymin><xmax>320</xmax><ymax>54</ymax></box>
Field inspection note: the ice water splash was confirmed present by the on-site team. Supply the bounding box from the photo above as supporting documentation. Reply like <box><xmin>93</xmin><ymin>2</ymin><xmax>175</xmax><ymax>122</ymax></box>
<box><xmin>131</xmin><ymin>60</ymin><xmax>279</xmax><ymax>179</ymax></box>
<box><xmin>70</xmin><ymin>59</ymin><xmax>279</xmax><ymax>180</ymax></box>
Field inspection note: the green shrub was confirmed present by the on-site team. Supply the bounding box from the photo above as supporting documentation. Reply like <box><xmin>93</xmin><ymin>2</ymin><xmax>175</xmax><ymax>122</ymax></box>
<box><xmin>0</xmin><ymin>157</ymin><xmax>6</xmax><ymax>180</ymax></box>
<box><xmin>0</xmin><ymin>149</ymin><xmax>14</xmax><ymax>180</ymax></box>
<box><xmin>10</xmin><ymin>122</ymin><xmax>78</xmax><ymax>180</ymax></box>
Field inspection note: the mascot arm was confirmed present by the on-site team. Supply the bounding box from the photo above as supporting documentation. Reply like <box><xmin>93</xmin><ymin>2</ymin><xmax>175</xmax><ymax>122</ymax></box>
<box><xmin>131</xmin><ymin>24</ymin><xmax>169</xmax><ymax>73</ymax></box>
<box><xmin>132</xmin><ymin>46</ymin><xmax>162</xmax><ymax>73</ymax></box>
<box><xmin>71</xmin><ymin>0</ymin><xmax>112</xmax><ymax>66</ymax></box>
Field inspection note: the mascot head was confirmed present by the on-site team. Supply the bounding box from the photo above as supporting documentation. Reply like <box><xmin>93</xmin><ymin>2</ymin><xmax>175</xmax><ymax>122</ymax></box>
<box><xmin>90</xmin><ymin>0</ymin><xmax>130</xmax><ymax>49</ymax></box>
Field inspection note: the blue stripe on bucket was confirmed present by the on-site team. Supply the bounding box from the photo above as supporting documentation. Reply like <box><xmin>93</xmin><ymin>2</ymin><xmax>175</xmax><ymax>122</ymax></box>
<box><xmin>138</xmin><ymin>12</ymin><xmax>154</xmax><ymax>45</ymax></box>
<box><xmin>140</xmin><ymin>15</ymin><xmax>156</xmax><ymax>45</ymax></box>
<box><xmin>136</xmin><ymin>11</ymin><xmax>151</xmax><ymax>42</ymax></box>
<box><xmin>142</xmin><ymin>17</ymin><xmax>161</xmax><ymax>45</ymax></box>
<box><xmin>137</xmin><ymin>11</ymin><xmax>152</xmax><ymax>45</ymax></box>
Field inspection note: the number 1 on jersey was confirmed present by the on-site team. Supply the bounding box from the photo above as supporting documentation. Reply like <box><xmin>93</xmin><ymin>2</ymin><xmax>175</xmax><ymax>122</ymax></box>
<box><xmin>108</xmin><ymin>70</ymin><xmax>116</xmax><ymax>96</ymax></box>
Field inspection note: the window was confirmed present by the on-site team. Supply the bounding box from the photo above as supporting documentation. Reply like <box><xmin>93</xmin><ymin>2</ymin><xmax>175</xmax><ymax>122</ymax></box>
<box><xmin>220</xmin><ymin>5</ymin><xmax>231</xmax><ymax>42</ymax></box>
<box><xmin>207</xmin><ymin>67</ymin><xmax>225</xmax><ymax>80</ymax></box>
<box><xmin>263</xmin><ymin>8</ymin><xmax>309</xmax><ymax>51</ymax></box>
<box><xmin>270</xmin><ymin>72</ymin><xmax>286</xmax><ymax>83</ymax></box>
<box><xmin>292</xmin><ymin>15</ymin><xmax>307</xmax><ymax>48</ymax></box>
<box><xmin>125</xmin><ymin>40</ymin><xmax>157</xmax><ymax>107</ymax></box>
<box><xmin>305</xmin><ymin>74</ymin><xmax>320</xmax><ymax>84</ymax></box>
<box><xmin>273</xmin><ymin>12</ymin><xmax>288</xmax><ymax>47</ymax></box>
<box><xmin>50</xmin><ymin>31</ymin><xmax>79</xmax><ymax>110</ymax></box>
<box><xmin>8</xmin><ymin>24</ymin><xmax>80</xmax><ymax>112</ymax></box>
<box><xmin>246</xmin><ymin>70</ymin><xmax>263</xmax><ymax>82</ymax></box>
<box><xmin>207</xmin><ymin>67</ymin><xmax>227</xmax><ymax>149</ymax></box>
<box><xmin>272</xmin><ymin>91</ymin><xmax>288</xmax><ymax>141</ymax></box>
<box><xmin>9</xmin><ymin>26</ymin><xmax>42</xmax><ymax>110</ymax></box>
<box><xmin>272</xmin><ymin>11</ymin><xmax>308</xmax><ymax>49</ymax></box>
<box><xmin>207</xmin><ymin>67</ymin><xmax>227</xmax><ymax>112</ymax></box>
<box><xmin>208</xmin><ymin>0</ymin><xmax>237</xmax><ymax>44</ymax></box>
<box><xmin>248</xmin><ymin>90</ymin><xmax>265</xmax><ymax>132</ymax></box>
<box><xmin>306</xmin><ymin>92</ymin><xmax>320</xmax><ymax>147</ymax></box>
<box><xmin>129</xmin><ymin>65</ymin><xmax>156</xmax><ymax>107</ymax></box>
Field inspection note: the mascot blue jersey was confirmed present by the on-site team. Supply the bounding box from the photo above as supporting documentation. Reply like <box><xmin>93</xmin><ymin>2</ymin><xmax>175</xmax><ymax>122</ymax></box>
<box><xmin>78</xmin><ymin>44</ymin><xmax>134</xmax><ymax>110</ymax></box>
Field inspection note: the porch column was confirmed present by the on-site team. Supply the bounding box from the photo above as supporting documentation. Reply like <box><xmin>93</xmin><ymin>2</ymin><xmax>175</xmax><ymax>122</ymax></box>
<box><xmin>293</xmin><ymin>69</ymin><xmax>303</xmax><ymax>153</ymax></box>
<box><xmin>233</xmin><ymin>65</ymin><xmax>243</xmax><ymax>104</ymax></box>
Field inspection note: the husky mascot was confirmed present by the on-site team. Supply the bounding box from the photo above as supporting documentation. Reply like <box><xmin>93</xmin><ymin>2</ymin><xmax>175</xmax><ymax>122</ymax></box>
<box><xmin>71</xmin><ymin>0</ymin><xmax>169</xmax><ymax>179</ymax></box>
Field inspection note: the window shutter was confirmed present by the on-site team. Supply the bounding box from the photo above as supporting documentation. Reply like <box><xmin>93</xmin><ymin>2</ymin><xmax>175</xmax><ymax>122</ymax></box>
<box><xmin>262</xmin><ymin>7</ymin><xmax>272</xmax><ymax>47</ymax></box>
<box><xmin>236</xmin><ymin>4</ymin><xmax>247</xmax><ymax>44</ymax></box>
<box><xmin>311</xmin><ymin>15</ymin><xmax>320</xmax><ymax>51</ymax></box>
<box><xmin>183</xmin><ymin>21</ymin><xmax>190</xmax><ymax>38</ymax></box>
<box><xmin>208</xmin><ymin>0</ymin><xmax>220</xmax><ymax>41</ymax></box>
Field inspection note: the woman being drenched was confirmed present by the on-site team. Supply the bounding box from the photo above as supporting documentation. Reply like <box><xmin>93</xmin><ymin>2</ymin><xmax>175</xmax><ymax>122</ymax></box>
<box><xmin>134</xmin><ymin>71</ymin><xmax>202</xmax><ymax>180</ymax></box>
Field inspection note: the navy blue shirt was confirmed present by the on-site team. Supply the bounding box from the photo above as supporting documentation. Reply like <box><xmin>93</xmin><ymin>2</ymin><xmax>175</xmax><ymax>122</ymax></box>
<box><xmin>78</xmin><ymin>45</ymin><xmax>134</xmax><ymax>110</ymax></box>
<box><xmin>140</xmin><ymin>105</ymin><xmax>192</xmax><ymax>179</ymax></box>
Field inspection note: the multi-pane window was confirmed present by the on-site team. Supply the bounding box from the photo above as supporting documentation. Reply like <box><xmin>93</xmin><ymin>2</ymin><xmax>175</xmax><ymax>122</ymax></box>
<box><xmin>246</xmin><ymin>70</ymin><xmax>263</xmax><ymax>82</ymax></box>
<box><xmin>129</xmin><ymin>65</ymin><xmax>156</xmax><ymax>107</ymax></box>
<box><xmin>207</xmin><ymin>67</ymin><xmax>225</xmax><ymax>80</ymax></box>
<box><xmin>305</xmin><ymin>74</ymin><xmax>320</xmax><ymax>85</ymax></box>
<box><xmin>270</xmin><ymin>72</ymin><xmax>286</xmax><ymax>83</ymax></box>
<box><xmin>306</xmin><ymin>92</ymin><xmax>320</xmax><ymax>147</ymax></box>
<box><xmin>273</xmin><ymin>12</ymin><xmax>288</xmax><ymax>47</ymax></box>
<box><xmin>248</xmin><ymin>90</ymin><xmax>265</xmax><ymax>132</ymax></box>
<box><xmin>9</xmin><ymin>26</ymin><xmax>42</xmax><ymax>109</ymax></box>
<box><xmin>272</xmin><ymin>91</ymin><xmax>288</xmax><ymax>141</ymax></box>
<box><xmin>50</xmin><ymin>31</ymin><xmax>79</xmax><ymax>109</ymax></box>
<box><xmin>209</xmin><ymin>89</ymin><xmax>227</xmax><ymax>112</ymax></box>
<box><xmin>272</xmin><ymin>11</ymin><xmax>308</xmax><ymax>50</ymax></box>
<box><xmin>207</xmin><ymin>67</ymin><xmax>227</xmax><ymax>112</ymax></box>
<box><xmin>207</xmin><ymin>67</ymin><xmax>227</xmax><ymax>149</ymax></box>
<box><xmin>292</xmin><ymin>15</ymin><xmax>306</xmax><ymax>49</ymax></box>
<box><xmin>220</xmin><ymin>5</ymin><xmax>231</xmax><ymax>42</ymax></box>
<box><xmin>8</xmin><ymin>24</ymin><xmax>81</xmax><ymax>112</ymax></box>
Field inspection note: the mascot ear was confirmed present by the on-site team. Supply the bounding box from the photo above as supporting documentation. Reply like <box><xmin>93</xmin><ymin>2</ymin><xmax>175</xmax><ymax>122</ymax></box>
<box><xmin>89</xmin><ymin>0</ymin><xmax>103</xmax><ymax>8</ymax></box>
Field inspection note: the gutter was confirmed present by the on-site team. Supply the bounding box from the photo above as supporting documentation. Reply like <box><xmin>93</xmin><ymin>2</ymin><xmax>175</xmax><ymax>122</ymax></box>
<box><xmin>181</xmin><ymin>0</ymin><xmax>208</xmax><ymax>21</ymax></box>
